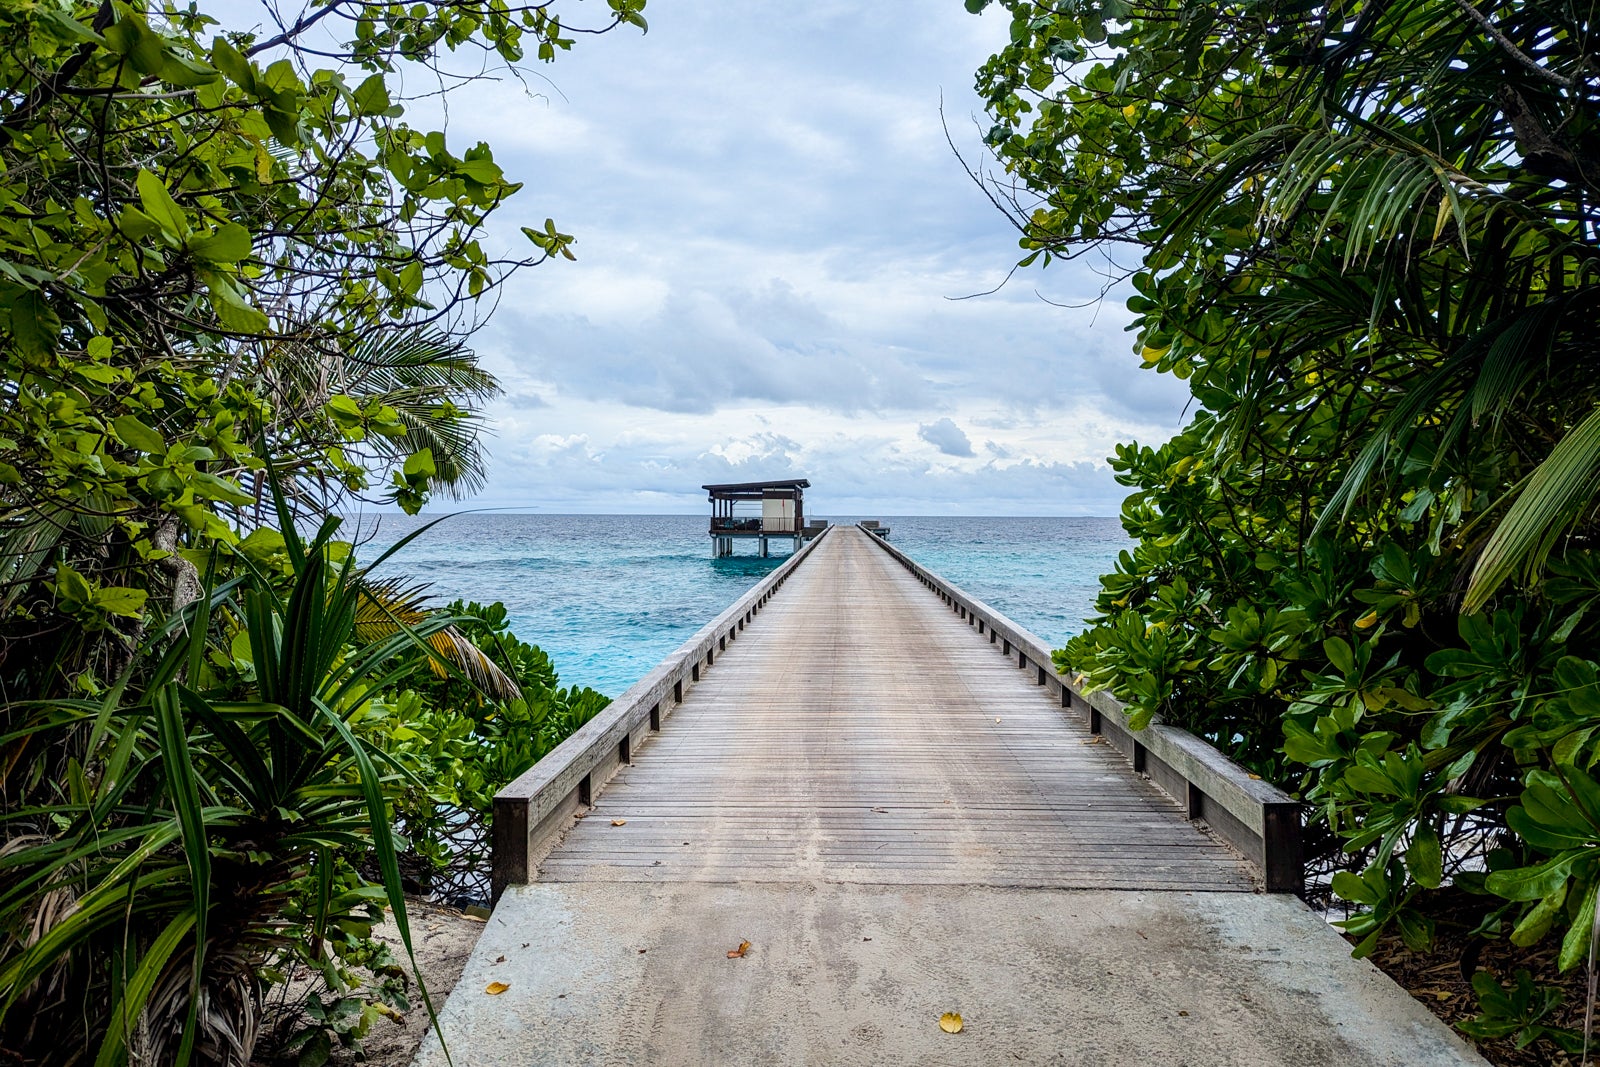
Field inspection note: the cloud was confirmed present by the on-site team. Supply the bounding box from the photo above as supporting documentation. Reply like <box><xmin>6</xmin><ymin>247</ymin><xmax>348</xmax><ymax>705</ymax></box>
<box><xmin>392</xmin><ymin>1</ymin><xmax>1194</xmax><ymax>514</ymax></box>
<box><xmin>918</xmin><ymin>417</ymin><xmax>974</xmax><ymax>457</ymax></box>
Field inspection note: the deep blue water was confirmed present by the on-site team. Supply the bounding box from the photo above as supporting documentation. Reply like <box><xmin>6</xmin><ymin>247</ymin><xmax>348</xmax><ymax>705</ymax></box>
<box><xmin>344</xmin><ymin>514</ymin><xmax>1126</xmax><ymax>695</ymax></box>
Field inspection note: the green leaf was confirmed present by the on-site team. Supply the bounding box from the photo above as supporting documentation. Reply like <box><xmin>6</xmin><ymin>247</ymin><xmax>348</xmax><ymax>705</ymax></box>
<box><xmin>404</xmin><ymin>448</ymin><xmax>436</xmax><ymax>479</ymax></box>
<box><xmin>1512</xmin><ymin>878</ymin><xmax>1567</xmax><ymax>947</ymax></box>
<box><xmin>200</xmin><ymin>271</ymin><xmax>267</xmax><ymax>332</ymax></box>
<box><xmin>352</xmin><ymin>73</ymin><xmax>391</xmax><ymax>116</ymax></box>
<box><xmin>1559</xmin><ymin>879</ymin><xmax>1598</xmax><ymax>971</ymax></box>
<box><xmin>1486</xmin><ymin>854</ymin><xmax>1580</xmax><ymax>902</ymax></box>
<box><xmin>210</xmin><ymin>37</ymin><xmax>255</xmax><ymax>92</ymax></box>
<box><xmin>94</xmin><ymin>910</ymin><xmax>198</xmax><ymax>1067</ymax></box>
<box><xmin>117</xmin><ymin>206</ymin><xmax>164</xmax><ymax>241</ymax></box>
<box><xmin>187</xmin><ymin>223</ymin><xmax>253</xmax><ymax>264</ymax></box>
<box><xmin>104</xmin><ymin>11</ymin><xmax>167</xmax><ymax>75</ymax></box>
<box><xmin>93</xmin><ymin>586</ymin><xmax>148</xmax><ymax>619</ymax></box>
<box><xmin>153</xmin><ymin>685</ymin><xmax>210</xmax><ymax>1066</ymax></box>
<box><xmin>159</xmin><ymin>53</ymin><xmax>220</xmax><ymax>87</ymax></box>
<box><xmin>2</xmin><ymin>287</ymin><xmax>62</xmax><ymax>359</ymax></box>
<box><xmin>112</xmin><ymin>413</ymin><xmax>166</xmax><ymax>453</ymax></box>
<box><xmin>1323</xmin><ymin>637</ymin><xmax>1355</xmax><ymax>677</ymax></box>
<box><xmin>1408</xmin><ymin>826</ymin><xmax>1443</xmax><ymax>889</ymax></box>
<box><xmin>1332</xmin><ymin>869</ymin><xmax>1379</xmax><ymax>905</ymax></box>
<box><xmin>53</xmin><ymin>563</ymin><xmax>94</xmax><ymax>612</ymax></box>
<box><xmin>136</xmin><ymin>169</ymin><xmax>190</xmax><ymax>239</ymax></box>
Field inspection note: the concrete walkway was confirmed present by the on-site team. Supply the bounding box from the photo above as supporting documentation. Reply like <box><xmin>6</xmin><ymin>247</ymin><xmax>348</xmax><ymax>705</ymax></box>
<box><xmin>413</xmin><ymin>528</ymin><xmax>1485</xmax><ymax>1065</ymax></box>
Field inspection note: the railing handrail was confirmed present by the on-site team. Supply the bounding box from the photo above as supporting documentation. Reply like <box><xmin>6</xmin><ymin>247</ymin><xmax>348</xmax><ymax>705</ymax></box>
<box><xmin>490</xmin><ymin>526</ymin><xmax>833</xmax><ymax>902</ymax></box>
<box><xmin>856</xmin><ymin>523</ymin><xmax>1303</xmax><ymax>892</ymax></box>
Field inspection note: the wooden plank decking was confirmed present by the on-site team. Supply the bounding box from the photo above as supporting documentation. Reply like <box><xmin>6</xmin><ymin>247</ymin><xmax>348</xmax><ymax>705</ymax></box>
<box><xmin>538</xmin><ymin>525</ymin><xmax>1252</xmax><ymax>890</ymax></box>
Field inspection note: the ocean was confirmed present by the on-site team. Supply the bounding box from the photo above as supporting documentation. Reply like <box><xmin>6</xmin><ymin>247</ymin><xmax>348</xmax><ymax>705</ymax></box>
<box><xmin>345</xmin><ymin>514</ymin><xmax>1127</xmax><ymax>696</ymax></box>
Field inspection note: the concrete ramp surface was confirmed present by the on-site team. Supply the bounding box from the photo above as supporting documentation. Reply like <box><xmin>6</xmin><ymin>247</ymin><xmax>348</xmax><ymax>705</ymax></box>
<box><xmin>414</xmin><ymin>884</ymin><xmax>1482</xmax><ymax>1066</ymax></box>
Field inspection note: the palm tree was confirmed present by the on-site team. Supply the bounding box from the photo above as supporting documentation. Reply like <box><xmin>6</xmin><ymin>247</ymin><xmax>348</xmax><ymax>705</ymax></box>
<box><xmin>256</xmin><ymin>323</ymin><xmax>502</xmax><ymax>509</ymax></box>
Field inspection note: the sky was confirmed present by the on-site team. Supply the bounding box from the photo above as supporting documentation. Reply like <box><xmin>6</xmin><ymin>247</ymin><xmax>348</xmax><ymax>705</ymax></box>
<box><xmin>401</xmin><ymin>1</ymin><xmax>1191</xmax><ymax>514</ymax></box>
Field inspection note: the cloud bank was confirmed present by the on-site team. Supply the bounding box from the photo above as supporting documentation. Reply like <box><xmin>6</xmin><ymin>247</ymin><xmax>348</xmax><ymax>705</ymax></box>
<box><xmin>406</xmin><ymin>1</ymin><xmax>1190</xmax><ymax>514</ymax></box>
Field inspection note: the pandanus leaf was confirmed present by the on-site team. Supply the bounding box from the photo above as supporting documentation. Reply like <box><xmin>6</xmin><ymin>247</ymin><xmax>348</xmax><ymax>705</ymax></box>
<box><xmin>1465</xmin><ymin>405</ymin><xmax>1600</xmax><ymax>612</ymax></box>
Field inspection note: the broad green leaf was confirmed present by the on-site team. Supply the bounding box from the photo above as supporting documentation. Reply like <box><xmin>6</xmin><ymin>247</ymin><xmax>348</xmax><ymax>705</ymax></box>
<box><xmin>187</xmin><ymin>223</ymin><xmax>253</xmax><ymax>264</ymax></box>
<box><xmin>1408</xmin><ymin>827</ymin><xmax>1443</xmax><ymax>889</ymax></box>
<box><xmin>1332</xmin><ymin>869</ymin><xmax>1378</xmax><ymax>905</ymax></box>
<box><xmin>200</xmin><ymin>271</ymin><xmax>268</xmax><ymax>332</ymax></box>
<box><xmin>136</xmin><ymin>169</ymin><xmax>190</xmax><ymax>239</ymax></box>
<box><xmin>404</xmin><ymin>448</ymin><xmax>436</xmax><ymax>479</ymax></box>
<box><xmin>112</xmin><ymin>414</ymin><xmax>166</xmax><ymax>453</ymax></box>
<box><xmin>1324</xmin><ymin>636</ymin><xmax>1355</xmax><ymax>676</ymax></box>
<box><xmin>1559</xmin><ymin>879</ymin><xmax>1599</xmax><ymax>971</ymax></box>
<box><xmin>1486</xmin><ymin>854</ymin><xmax>1580</xmax><ymax>902</ymax></box>
<box><xmin>92</xmin><ymin>586</ymin><xmax>148</xmax><ymax>619</ymax></box>
<box><xmin>3</xmin><ymin>286</ymin><xmax>62</xmax><ymax>359</ymax></box>
<box><xmin>352</xmin><ymin>73</ymin><xmax>391</xmax><ymax>115</ymax></box>
<box><xmin>210</xmin><ymin>37</ymin><xmax>255</xmax><ymax>91</ymax></box>
<box><xmin>104</xmin><ymin>12</ymin><xmax>167</xmax><ymax>74</ymax></box>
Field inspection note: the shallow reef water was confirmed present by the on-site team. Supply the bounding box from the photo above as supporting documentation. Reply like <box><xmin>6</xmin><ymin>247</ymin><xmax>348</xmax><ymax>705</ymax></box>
<box><xmin>346</xmin><ymin>513</ymin><xmax>1127</xmax><ymax>695</ymax></box>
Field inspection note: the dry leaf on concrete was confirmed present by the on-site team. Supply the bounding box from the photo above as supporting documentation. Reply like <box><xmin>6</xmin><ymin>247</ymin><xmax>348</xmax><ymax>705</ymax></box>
<box><xmin>484</xmin><ymin>982</ymin><xmax>510</xmax><ymax>995</ymax></box>
<box><xmin>611</xmin><ymin>819</ymin><xmax>627</xmax><ymax>826</ymax></box>
<box><xmin>939</xmin><ymin>1012</ymin><xmax>963</xmax><ymax>1034</ymax></box>
<box><xmin>727</xmin><ymin>940</ymin><xmax>751</xmax><ymax>959</ymax></box>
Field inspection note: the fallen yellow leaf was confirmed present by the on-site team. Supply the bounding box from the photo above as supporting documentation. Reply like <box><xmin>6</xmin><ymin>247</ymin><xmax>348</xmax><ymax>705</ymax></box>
<box><xmin>939</xmin><ymin>1012</ymin><xmax>963</xmax><ymax>1034</ymax></box>
<box><xmin>611</xmin><ymin>819</ymin><xmax>627</xmax><ymax>826</ymax></box>
<box><xmin>484</xmin><ymin>981</ymin><xmax>510</xmax><ymax>995</ymax></box>
<box><xmin>727</xmin><ymin>940</ymin><xmax>751</xmax><ymax>959</ymax></box>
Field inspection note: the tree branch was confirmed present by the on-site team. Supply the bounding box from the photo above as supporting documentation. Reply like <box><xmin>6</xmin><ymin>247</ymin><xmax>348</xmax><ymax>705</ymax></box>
<box><xmin>1453</xmin><ymin>0</ymin><xmax>1574</xmax><ymax>88</ymax></box>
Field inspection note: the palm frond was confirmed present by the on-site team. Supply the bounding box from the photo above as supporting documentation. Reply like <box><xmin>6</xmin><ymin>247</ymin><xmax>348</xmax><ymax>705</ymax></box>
<box><xmin>354</xmin><ymin>580</ymin><xmax>521</xmax><ymax>702</ymax></box>
<box><xmin>1465</xmin><ymin>403</ymin><xmax>1600</xmax><ymax>612</ymax></box>
<box><xmin>342</xmin><ymin>327</ymin><xmax>500</xmax><ymax>403</ymax></box>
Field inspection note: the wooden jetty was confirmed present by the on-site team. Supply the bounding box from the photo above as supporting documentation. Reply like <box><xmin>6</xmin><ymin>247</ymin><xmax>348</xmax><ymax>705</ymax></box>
<box><xmin>492</xmin><ymin>523</ymin><xmax>1295</xmax><ymax>896</ymax></box>
<box><xmin>418</xmin><ymin>525</ymin><xmax>1486</xmax><ymax>1067</ymax></box>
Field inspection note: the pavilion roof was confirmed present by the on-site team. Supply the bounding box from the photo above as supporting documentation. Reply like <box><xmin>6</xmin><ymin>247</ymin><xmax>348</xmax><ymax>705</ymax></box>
<box><xmin>702</xmin><ymin>479</ymin><xmax>810</xmax><ymax>494</ymax></box>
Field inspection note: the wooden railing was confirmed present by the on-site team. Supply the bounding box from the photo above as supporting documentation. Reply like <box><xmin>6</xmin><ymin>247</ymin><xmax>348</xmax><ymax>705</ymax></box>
<box><xmin>859</xmin><ymin>524</ymin><xmax>1304</xmax><ymax>893</ymax></box>
<box><xmin>489</xmin><ymin>526</ymin><xmax>832</xmax><ymax>902</ymax></box>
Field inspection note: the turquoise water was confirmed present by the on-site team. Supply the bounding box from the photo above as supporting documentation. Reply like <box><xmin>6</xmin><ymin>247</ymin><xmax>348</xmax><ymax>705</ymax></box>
<box><xmin>346</xmin><ymin>515</ymin><xmax>1126</xmax><ymax>695</ymax></box>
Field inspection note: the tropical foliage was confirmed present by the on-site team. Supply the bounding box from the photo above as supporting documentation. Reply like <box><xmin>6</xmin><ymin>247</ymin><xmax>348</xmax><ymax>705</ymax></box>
<box><xmin>0</xmin><ymin>0</ymin><xmax>641</xmax><ymax>1062</ymax></box>
<box><xmin>969</xmin><ymin>0</ymin><xmax>1600</xmax><ymax>1053</ymax></box>
<box><xmin>392</xmin><ymin>599</ymin><xmax>609</xmax><ymax>903</ymax></box>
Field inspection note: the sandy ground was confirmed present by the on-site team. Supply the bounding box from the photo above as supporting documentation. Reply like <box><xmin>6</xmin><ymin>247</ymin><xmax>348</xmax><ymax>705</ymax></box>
<box><xmin>253</xmin><ymin>900</ymin><xmax>486</xmax><ymax>1066</ymax></box>
<box><xmin>357</xmin><ymin>904</ymin><xmax>485</xmax><ymax>1066</ymax></box>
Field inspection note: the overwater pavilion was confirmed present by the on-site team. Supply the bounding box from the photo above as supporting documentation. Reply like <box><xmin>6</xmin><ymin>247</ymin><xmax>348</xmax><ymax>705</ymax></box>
<box><xmin>704</xmin><ymin>478</ymin><xmax>809</xmax><ymax>557</ymax></box>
